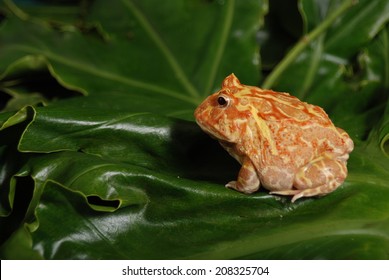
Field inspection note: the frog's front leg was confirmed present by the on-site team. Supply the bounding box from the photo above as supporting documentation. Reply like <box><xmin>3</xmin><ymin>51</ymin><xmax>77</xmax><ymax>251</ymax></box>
<box><xmin>271</xmin><ymin>154</ymin><xmax>347</xmax><ymax>202</ymax></box>
<box><xmin>226</xmin><ymin>157</ymin><xmax>260</xmax><ymax>194</ymax></box>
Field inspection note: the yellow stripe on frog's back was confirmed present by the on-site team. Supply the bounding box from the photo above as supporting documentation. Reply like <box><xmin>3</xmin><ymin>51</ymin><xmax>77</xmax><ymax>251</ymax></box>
<box><xmin>235</xmin><ymin>89</ymin><xmax>279</xmax><ymax>156</ymax></box>
<box><xmin>249</xmin><ymin>105</ymin><xmax>279</xmax><ymax>156</ymax></box>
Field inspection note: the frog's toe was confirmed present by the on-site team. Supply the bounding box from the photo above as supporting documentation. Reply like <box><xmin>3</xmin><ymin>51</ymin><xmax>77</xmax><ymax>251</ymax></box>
<box><xmin>270</xmin><ymin>189</ymin><xmax>313</xmax><ymax>202</ymax></box>
<box><xmin>271</xmin><ymin>182</ymin><xmax>340</xmax><ymax>202</ymax></box>
<box><xmin>225</xmin><ymin>180</ymin><xmax>237</xmax><ymax>190</ymax></box>
<box><xmin>288</xmin><ymin>188</ymin><xmax>325</xmax><ymax>203</ymax></box>
<box><xmin>270</xmin><ymin>189</ymin><xmax>301</xmax><ymax>201</ymax></box>
<box><xmin>225</xmin><ymin>181</ymin><xmax>258</xmax><ymax>194</ymax></box>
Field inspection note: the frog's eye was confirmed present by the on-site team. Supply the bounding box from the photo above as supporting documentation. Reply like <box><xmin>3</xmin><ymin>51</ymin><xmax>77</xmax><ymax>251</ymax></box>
<box><xmin>217</xmin><ymin>95</ymin><xmax>230</xmax><ymax>108</ymax></box>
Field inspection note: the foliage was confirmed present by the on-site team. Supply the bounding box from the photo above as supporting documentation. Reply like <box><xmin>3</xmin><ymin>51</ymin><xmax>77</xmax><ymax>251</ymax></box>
<box><xmin>0</xmin><ymin>0</ymin><xmax>388</xmax><ymax>259</ymax></box>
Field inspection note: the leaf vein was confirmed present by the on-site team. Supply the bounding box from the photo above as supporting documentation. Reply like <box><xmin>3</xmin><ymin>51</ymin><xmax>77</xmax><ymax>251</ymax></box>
<box><xmin>204</xmin><ymin>0</ymin><xmax>235</xmax><ymax>95</ymax></box>
<box><xmin>122</xmin><ymin>0</ymin><xmax>200</xmax><ymax>99</ymax></box>
<box><xmin>10</xmin><ymin>45</ymin><xmax>198</xmax><ymax>105</ymax></box>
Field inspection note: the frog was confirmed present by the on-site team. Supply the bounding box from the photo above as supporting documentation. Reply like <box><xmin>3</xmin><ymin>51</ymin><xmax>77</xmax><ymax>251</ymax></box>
<box><xmin>194</xmin><ymin>74</ymin><xmax>354</xmax><ymax>202</ymax></box>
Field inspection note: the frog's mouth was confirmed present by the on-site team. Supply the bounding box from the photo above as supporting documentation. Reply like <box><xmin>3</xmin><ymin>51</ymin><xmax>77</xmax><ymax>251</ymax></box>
<box><xmin>195</xmin><ymin>118</ymin><xmax>237</xmax><ymax>144</ymax></box>
<box><xmin>195</xmin><ymin>118</ymin><xmax>215</xmax><ymax>137</ymax></box>
<box><xmin>194</xmin><ymin>101</ymin><xmax>238</xmax><ymax>143</ymax></box>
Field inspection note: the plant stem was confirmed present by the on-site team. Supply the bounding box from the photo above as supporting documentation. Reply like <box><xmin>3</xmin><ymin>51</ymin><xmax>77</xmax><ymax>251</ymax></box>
<box><xmin>204</xmin><ymin>0</ymin><xmax>235</xmax><ymax>98</ymax></box>
<box><xmin>4</xmin><ymin>0</ymin><xmax>30</xmax><ymax>20</ymax></box>
<box><xmin>383</xmin><ymin>26</ymin><xmax>389</xmax><ymax>89</ymax></box>
<box><xmin>261</xmin><ymin>0</ymin><xmax>357</xmax><ymax>89</ymax></box>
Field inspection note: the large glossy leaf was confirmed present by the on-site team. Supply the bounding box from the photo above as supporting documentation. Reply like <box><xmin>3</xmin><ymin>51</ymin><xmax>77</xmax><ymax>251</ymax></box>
<box><xmin>2</xmin><ymin>103</ymin><xmax>389</xmax><ymax>259</ymax></box>
<box><xmin>0</xmin><ymin>0</ymin><xmax>389</xmax><ymax>259</ymax></box>
<box><xmin>0</xmin><ymin>0</ymin><xmax>264</xmax><ymax>119</ymax></box>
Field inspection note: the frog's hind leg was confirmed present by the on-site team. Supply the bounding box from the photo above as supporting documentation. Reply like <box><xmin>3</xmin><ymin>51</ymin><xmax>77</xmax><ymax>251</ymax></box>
<box><xmin>271</xmin><ymin>156</ymin><xmax>348</xmax><ymax>203</ymax></box>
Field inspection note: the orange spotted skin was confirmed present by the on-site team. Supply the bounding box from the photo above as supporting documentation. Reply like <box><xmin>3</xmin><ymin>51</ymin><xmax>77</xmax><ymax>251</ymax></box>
<box><xmin>194</xmin><ymin>74</ymin><xmax>354</xmax><ymax>202</ymax></box>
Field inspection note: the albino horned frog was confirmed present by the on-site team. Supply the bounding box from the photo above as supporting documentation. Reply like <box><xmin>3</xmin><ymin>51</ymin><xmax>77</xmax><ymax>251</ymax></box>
<box><xmin>194</xmin><ymin>74</ymin><xmax>354</xmax><ymax>202</ymax></box>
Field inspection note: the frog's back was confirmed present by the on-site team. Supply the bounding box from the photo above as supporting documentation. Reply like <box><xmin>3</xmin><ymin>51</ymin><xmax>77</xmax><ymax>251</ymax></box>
<box><xmin>239</xmin><ymin>87</ymin><xmax>332</xmax><ymax>126</ymax></box>
<box><xmin>234</xmin><ymin>86</ymin><xmax>346</xmax><ymax>167</ymax></box>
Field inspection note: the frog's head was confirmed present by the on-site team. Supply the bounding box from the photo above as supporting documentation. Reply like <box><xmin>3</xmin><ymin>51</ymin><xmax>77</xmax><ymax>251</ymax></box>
<box><xmin>194</xmin><ymin>74</ymin><xmax>253</xmax><ymax>143</ymax></box>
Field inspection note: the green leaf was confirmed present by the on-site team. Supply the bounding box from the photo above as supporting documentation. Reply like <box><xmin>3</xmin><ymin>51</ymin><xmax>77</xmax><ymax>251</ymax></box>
<box><xmin>263</xmin><ymin>0</ymin><xmax>388</xmax><ymax>99</ymax></box>
<box><xmin>0</xmin><ymin>0</ymin><xmax>265</xmax><ymax>119</ymax></box>
<box><xmin>2</xmin><ymin>109</ymin><xmax>388</xmax><ymax>259</ymax></box>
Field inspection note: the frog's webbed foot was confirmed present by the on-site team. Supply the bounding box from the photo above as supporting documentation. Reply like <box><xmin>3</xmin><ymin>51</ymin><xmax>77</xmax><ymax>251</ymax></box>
<box><xmin>225</xmin><ymin>158</ymin><xmax>260</xmax><ymax>194</ymax></box>
<box><xmin>270</xmin><ymin>178</ymin><xmax>343</xmax><ymax>203</ymax></box>
<box><xmin>226</xmin><ymin>180</ymin><xmax>259</xmax><ymax>194</ymax></box>
<box><xmin>270</xmin><ymin>189</ymin><xmax>317</xmax><ymax>203</ymax></box>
